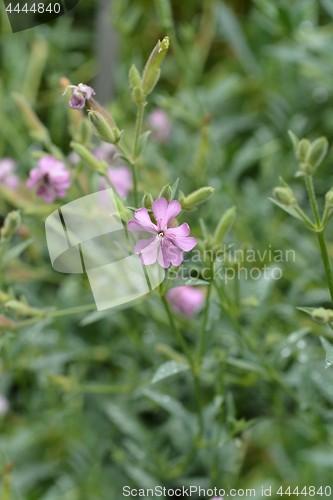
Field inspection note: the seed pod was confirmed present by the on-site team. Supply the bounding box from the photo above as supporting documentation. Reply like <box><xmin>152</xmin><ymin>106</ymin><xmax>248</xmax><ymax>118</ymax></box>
<box><xmin>307</xmin><ymin>137</ymin><xmax>328</xmax><ymax>170</ymax></box>
<box><xmin>0</xmin><ymin>211</ymin><xmax>21</xmax><ymax>241</ymax></box>
<box><xmin>88</xmin><ymin>110</ymin><xmax>119</xmax><ymax>144</ymax></box>
<box><xmin>296</xmin><ymin>138</ymin><xmax>311</xmax><ymax>163</ymax></box>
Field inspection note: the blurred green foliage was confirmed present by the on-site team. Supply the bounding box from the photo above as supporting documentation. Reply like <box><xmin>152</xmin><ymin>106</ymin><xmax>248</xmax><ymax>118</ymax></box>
<box><xmin>1</xmin><ymin>0</ymin><xmax>333</xmax><ymax>498</ymax></box>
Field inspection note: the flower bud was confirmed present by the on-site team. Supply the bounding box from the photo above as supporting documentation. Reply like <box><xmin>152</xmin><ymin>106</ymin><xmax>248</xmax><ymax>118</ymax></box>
<box><xmin>131</xmin><ymin>87</ymin><xmax>146</xmax><ymax>106</ymax></box>
<box><xmin>0</xmin><ymin>290</ymin><xmax>12</xmax><ymax>303</ymax></box>
<box><xmin>88</xmin><ymin>110</ymin><xmax>120</xmax><ymax>144</ymax></box>
<box><xmin>307</xmin><ymin>137</ymin><xmax>328</xmax><ymax>170</ymax></box>
<box><xmin>141</xmin><ymin>37</ymin><xmax>170</xmax><ymax>95</ymax></box>
<box><xmin>296</xmin><ymin>138</ymin><xmax>311</xmax><ymax>163</ymax></box>
<box><xmin>12</xmin><ymin>92</ymin><xmax>49</xmax><ymax>143</ymax></box>
<box><xmin>179</xmin><ymin>187</ymin><xmax>214</xmax><ymax>210</ymax></box>
<box><xmin>325</xmin><ymin>188</ymin><xmax>333</xmax><ymax>206</ymax></box>
<box><xmin>311</xmin><ymin>307</ymin><xmax>333</xmax><ymax>324</ymax></box>
<box><xmin>142</xmin><ymin>191</ymin><xmax>154</xmax><ymax>209</ymax></box>
<box><xmin>0</xmin><ymin>211</ymin><xmax>21</xmax><ymax>240</ymax></box>
<box><xmin>273</xmin><ymin>186</ymin><xmax>297</xmax><ymax>206</ymax></box>
<box><xmin>129</xmin><ymin>64</ymin><xmax>141</xmax><ymax>88</ymax></box>
<box><xmin>85</xmin><ymin>98</ymin><xmax>116</xmax><ymax>128</ymax></box>
<box><xmin>0</xmin><ymin>315</ymin><xmax>16</xmax><ymax>331</ymax></box>
<box><xmin>213</xmin><ymin>206</ymin><xmax>236</xmax><ymax>244</ymax></box>
<box><xmin>4</xmin><ymin>300</ymin><xmax>45</xmax><ymax>318</ymax></box>
<box><xmin>159</xmin><ymin>184</ymin><xmax>172</xmax><ymax>202</ymax></box>
<box><xmin>70</xmin><ymin>142</ymin><xmax>106</xmax><ymax>175</ymax></box>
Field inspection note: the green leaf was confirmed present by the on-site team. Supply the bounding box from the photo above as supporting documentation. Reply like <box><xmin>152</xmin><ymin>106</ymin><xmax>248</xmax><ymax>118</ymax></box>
<box><xmin>320</xmin><ymin>336</ymin><xmax>333</xmax><ymax>369</ymax></box>
<box><xmin>137</xmin><ymin>130</ymin><xmax>151</xmax><ymax>157</ymax></box>
<box><xmin>151</xmin><ymin>360</ymin><xmax>189</xmax><ymax>384</ymax></box>
<box><xmin>2</xmin><ymin>238</ymin><xmax>34</xmax><ymax>267</ymax></box>
<box><xmin>113</xmin><ymin>153</ymin><xmax>132</xmax><ymax>165</ymax></box>
<box><xmin>269</xmin><ymin>198</ymin><xmax>304</xmax><ymax>222</ymax></box>
<box><xmin>297</xmin><ymin>307</ymin><xmax>316</xmax><ymax>317</ymax></box>
<box><xmin>170</xmin><ymin>178</ymin><xmax>179</xmax><ymax>200</ymax></box>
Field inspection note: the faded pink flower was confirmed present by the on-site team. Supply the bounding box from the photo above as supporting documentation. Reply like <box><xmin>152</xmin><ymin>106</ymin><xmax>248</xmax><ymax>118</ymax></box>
<box><xmin>64</xmin><ymin>83</ymin><xmax>95</xmax><ymax>110</ymax></box>
<box><xmin>148</xmin><ymin>108</ymin><xmax>171</xmax><ymax>142</ymax></box>
<box><xmin>93</xmin><ymin>143</ymin><xmax>118</xmax><ymax>162</ymax></box>
<box><xmin>127</xmin><ymin>197</ymin><xmax>197</xmax><ymax>268</ymax></box>
<box><xmin>26</xmin><ymin>156</ymin><xmax>71</xmax><ymax>203</ymax></box>
<box><xmin>166</xmin><ymin>286</ymin><xmax>205</xmax><ymax>316</ymax></box>
<box><xmin>0</xmin><ymin>158</ymin><xmax>20</xmax><ymax>190</ymax></box>
<box><xmin>100</xmin><ymin>166</ymin><xmax>133</xmax><ymax>198</ymax></box>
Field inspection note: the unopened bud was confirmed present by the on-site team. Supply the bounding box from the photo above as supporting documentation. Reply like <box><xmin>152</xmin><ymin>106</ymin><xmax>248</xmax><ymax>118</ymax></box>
<box><xmin>85</xmin><ymin>98</ymin><xmax>116</xmax><ymax>128</ymax></box>
<box><xmin>0</xmin><ymin>211</ymin><xmax>21</xmax><ymax>240</ymax></box>
<box><xmin>129</xmin><ymin>64</ymin><xmax>141</xmax><ymax>88</ymax></box>
<box><xmin>141</xmin><ymin>37</ymin><xmax>170</xmax><ymax>95</ymax></box>
<box><xmin>70</xmin><ymin>142</ymin><xmax>105</xmax><ymax>175</ymax></box>
<box><xmin>131</xmin><ymin>87</ymin><xmax>146</xmax><ymax>106</ymax></box>
<box><xmin>311</xmin><ymin>307</ymin><xmax>333</xmax><ymax>324</ymax></box>
<box><xmin>296</xmin><ymin>139</ymin><xmax>311</xmax><ymax>163</ymax></box>
<box><xmin>12</xmin><ymin>92</ymin><xmax>49</xmax><ymax>143</ymax></box>
<box><xmin>273</xmin><ymin>186</ymin><xmax>297</xmax><ymax>206</ymax></box>
<box><xmin>0</xmin><ymin>315</ymin><xmax>16</xmax><ymax>331</ymax></box>
<box><xmin>4</xmin><ymin>300</ymin><xmax>44</xmax><ymax>318</ymax></box>
<box><xmin>159</xmin><ymin>184</ymin><xmax>172</xmax><ymax>202</ymax></box>
<box><xmin>88</xmin><ymin>111</ymin><xmax>120</xmax><ymax>144</ymax></box>
<box><xmin>213</xmin><ymin>206</ymin><xmax>236</xmax><ymax>244</ymax></box>
<box><xmin>307</xmin><ymin>137</ymin><xmax>328</xmax><ymax>170</ymax></box>
<box><xmin>325</xmin><ymin>188</ymin><xmax>333</xmax><ymax>206</ymax></box>
<box><xmin>0</xmin><ymin>290</ymin><xmax>12</xmax><ymax>303</ymax></box>
<box><xmin>179</xmin><ymin>187</ymin><xmax>214</xmax><ymax>210</ymax></box>
<box><xmin>142</xmin><ymin>192</ymin><xmax>154</xmax><ymax>209</ymax></box>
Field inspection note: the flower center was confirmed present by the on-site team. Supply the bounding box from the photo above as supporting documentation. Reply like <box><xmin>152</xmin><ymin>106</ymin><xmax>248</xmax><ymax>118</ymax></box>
<box><xmin>158</xmin><ymin>231</ymin><xmax>165</xmax><ymax>238</ymax></box>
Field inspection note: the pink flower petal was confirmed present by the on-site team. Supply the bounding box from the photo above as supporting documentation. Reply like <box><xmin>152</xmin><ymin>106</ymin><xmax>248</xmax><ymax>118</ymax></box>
<box><xmin>37</xmin><ymin>185</ymin><xmax>54</xmax><ymax>203</ymax></box>
<box><xmin>157</xmin><ymin>241</ymin><xmax>171</xmax><ymax>268</ymax></box>
<box><xmin>133</xmin><ymin>235</ymin><xmax>156</xmax><ymax>254</ymax></box>
<box><xmin>163</xmin><ymin>200</ymin><xmax>182</xmax><ymax>225</ymax></box>
<box><xmin>127</xmin><ymin>219</ymin><xmax>156</xmax><ymax>234</ymax></box>
<box><xmin>168</xmin><ymin>243</ymin><xmax>184</xmax><ymax>266</ymax></box>
<box><xmin>165</xmin><ymin>222</ymin><xmax>190</xmax><ymax>238</ymax></box>
<box><xmin>134</xmin><ymin>207</ymin><xmax>156</xmax><ymax>229</ymax></box>
<box><xmin>174</xmin><ymin>236</ymin><xmax>197</xmax><ymax>252</ymax></box>
<box><xmin>152</xmin><ymin>197</ymin><xmax>168</xmax><ymax>223</ymax></box>
<box><xmin>140</xmin><ymin>237</ymin><xmax>160</xmax><ymax>265</ymax></box>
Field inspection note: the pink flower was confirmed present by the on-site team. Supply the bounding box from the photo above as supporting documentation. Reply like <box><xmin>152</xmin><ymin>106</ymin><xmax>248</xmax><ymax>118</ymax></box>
<box><xmin>127</xmin><ymin>197</ymin><xmax>197</xmax><ymax>268</ymax></box>
<box><xmin>100</xmin><ymin>166</ymin><xmax>133</xmax><ymax>198</ymax></box>
<box><xmin>166</xmin><ymin>286</ymin><xmax>205</xmax><ymax>316</ymax></box>
<box><xmin>0</xmin><ymin>158</ymin><xmax>20</xmax><ymax>190</ymax></box>
<box><xmin>93</xmin><ymin>143</ymin><xmax>118</xmax><ymax>162</ymax></box>
<box><xmin>64</xmin><ymin>83</ymin><xmax>95</xmax><ymax>110</ymax></box>
<box><xmin>148</xmin><ymin>108</ymin><xmax>171</xmax><ymax>142</ymax></box>
<box><xmin>26</xmin><ymin>156</ymin><xmax>71</xmax><ymax>203</ymax></box>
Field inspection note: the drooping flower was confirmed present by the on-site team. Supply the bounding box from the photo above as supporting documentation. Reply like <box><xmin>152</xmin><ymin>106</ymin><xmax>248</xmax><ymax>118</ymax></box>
<box><xmin>166</xmin><ymin>286</ymin><xmax>205</xmax><ymax>316</ymax></box>
<box><xmin>100</xmin><ymin>166</ymin><xmax>133</xmax><ymax>199</ymax></box>
<box><xmin>64</xmin><ymin>83</ymin><xmax>95</xmax><ymax>110</ymax></box>
<box><xmin>0</xmin><ymin>158</ymin><xmax>20</xmax><ymax>190</ymax></box>
<box><xmin>26</xmin><ymin>156</ymin><xmax>71</xmax><ymax>203</ymax></box>
<box><xmin>148</xmin><ymin>108</ymin><xmax>171</xmax><ymax>142</ymax></box>
<box><xmin>127</xmin><ymin>197</ymin><xmax>197</xmax><ymax>268</ymax></box>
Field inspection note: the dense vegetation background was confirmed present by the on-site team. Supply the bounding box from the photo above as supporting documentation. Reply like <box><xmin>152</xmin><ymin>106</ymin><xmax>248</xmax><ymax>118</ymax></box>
<box><xmin>1</xmin><ymin>0</ymin><xmax>333</xmax><ymax>498</ymax></box>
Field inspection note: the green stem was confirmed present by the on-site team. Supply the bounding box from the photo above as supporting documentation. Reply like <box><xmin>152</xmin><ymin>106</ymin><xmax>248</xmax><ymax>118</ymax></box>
<box><xmin>198</xmin><ymin>279</ymin><xmax>212</xmax><ymax>363</ymax></box>
<box><xmin>133</xmin><ymin>104</ymin><xmax>145</xmax><ymax>159</ymax></box>
<box><xmin>306</xmin><ymin>175</ymin><xmax>333</xmax><ymax>303</ymax></box>
<box><xmin>12</xmin><ymin>303</ymin><xmax>97</xmax><ymax>329</ymax></box>
<box><xmin>161</xmin><ymin>294</ymin><xmax>203</xmax><ymax>435</ymax></box>
<box><xmin>306</xmin><ymin>175</ymin><xmax>321</xmax><ymax>227</ymax></box>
